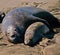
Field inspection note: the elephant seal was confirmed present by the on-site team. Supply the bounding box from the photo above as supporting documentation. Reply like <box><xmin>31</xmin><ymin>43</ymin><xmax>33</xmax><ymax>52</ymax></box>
<box><xmin>1</xmin><ymin>6</ymin><xmax>53</xmax><ymax>43</ymax></box>
<box><xmin>24</xmin><ymin>22</ymin><xmax>49</xmax><ymax>46</ymax></box>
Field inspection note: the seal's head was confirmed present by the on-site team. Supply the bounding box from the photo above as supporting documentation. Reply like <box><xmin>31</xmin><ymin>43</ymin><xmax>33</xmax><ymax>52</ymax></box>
<box><xmin>6</xmin><ymin>25</ymin><xmax>24</xmax><ymax>43</ymax></box>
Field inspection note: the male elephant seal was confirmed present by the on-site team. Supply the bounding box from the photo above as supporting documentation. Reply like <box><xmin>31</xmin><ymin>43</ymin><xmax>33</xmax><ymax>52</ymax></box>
<box><xmin>1</xmin><ymin>6</ymin><xmax>53</xmax><ymax>43</ymax></box>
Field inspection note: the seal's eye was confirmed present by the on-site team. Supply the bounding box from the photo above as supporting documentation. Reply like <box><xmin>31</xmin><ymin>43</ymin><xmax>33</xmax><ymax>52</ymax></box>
<box><xmin>14</xmin><ymin>29</ymin><xmax>17</xmax><ymax>32</ymax></box>
<box><xmin>15</xmin><ymin>26</ymin><xmax>22</xmax><ymax>34</ymax></box>
<box><xmin>15</xmin><ymin>29</ymin><xmax>16</xmax><ymax>31</ymax></box>
<box><xmin>7</xmin><ymin>33</ymin><xmax>9</xmax><ymax>34</ymax></box>
<box><xmin>7</xmin><ymin>32</ymin><xmax>10</xmax><ymax>36</ymax></box>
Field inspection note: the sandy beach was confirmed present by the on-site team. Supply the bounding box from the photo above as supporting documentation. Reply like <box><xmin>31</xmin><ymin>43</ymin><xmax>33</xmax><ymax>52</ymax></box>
<box><xmin>0</xmin><ymin>0</ymin><xmax>60</xmax><ymax>55</ymax></box>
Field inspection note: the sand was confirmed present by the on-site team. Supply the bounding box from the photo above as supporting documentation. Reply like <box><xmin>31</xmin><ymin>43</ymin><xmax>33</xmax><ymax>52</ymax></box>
<box><xmin>0</xmin><ymin>0</ymin><xmax>60</xmax><ymax>55</ymax></box>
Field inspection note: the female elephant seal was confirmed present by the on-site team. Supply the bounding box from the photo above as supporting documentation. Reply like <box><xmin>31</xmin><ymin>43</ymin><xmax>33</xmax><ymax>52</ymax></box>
<box><xmin>1</xmin><ymin>6</ymin><xmax>53</xmax><ymax>43</ymax></box>
<box><xmin>24</xmin><ymin>22</ymin><xmax>49</xmax><ymax>46</ymax></box>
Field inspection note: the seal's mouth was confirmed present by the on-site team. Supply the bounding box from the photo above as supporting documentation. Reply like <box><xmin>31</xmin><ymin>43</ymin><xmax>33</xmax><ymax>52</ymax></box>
<box><xmin>7</xmin><ymin>35</ymin><xmax>17</xmax><ymax>44</ymax></box>
<box><xmin>7</xmin><ymin>34</ymin><xmax>24</xmax><ymax>44</ymax></box>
